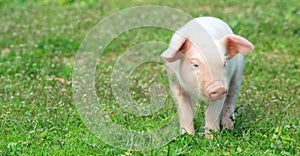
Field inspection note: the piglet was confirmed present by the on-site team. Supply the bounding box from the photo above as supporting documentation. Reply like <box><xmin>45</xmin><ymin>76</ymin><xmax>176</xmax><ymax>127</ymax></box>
<box><xmin>161</xmin><ymin>17</ymin><xmax>254</xmax><ymax>136</ymax></box>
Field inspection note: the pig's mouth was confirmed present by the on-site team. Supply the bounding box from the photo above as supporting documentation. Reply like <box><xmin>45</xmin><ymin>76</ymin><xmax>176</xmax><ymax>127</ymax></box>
<box><xmin>201</xmin><ymin>93</ymin><xmax>226</xmax><ymax>102</ymax></box>
<box><xmin>198</xmin><ymin>93</ymin><xmax>213</xmax><ymax>102</ymax></box>
<box><xmin>197</xmin><ymin>91</ymin><xmax>227</xmax><ymax>102</ymax></box>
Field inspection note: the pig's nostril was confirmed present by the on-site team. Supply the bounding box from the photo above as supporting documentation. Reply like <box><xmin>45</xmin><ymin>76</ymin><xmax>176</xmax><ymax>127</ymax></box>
<box><xmin>211</xmin><ymin>92</ymin><xmax>217</xmax><ymax>95</ymax></box>
<box><xmin>208</xmin><ymin>88</ymin><xmax>227</xmax><ymax>100</ymax></box>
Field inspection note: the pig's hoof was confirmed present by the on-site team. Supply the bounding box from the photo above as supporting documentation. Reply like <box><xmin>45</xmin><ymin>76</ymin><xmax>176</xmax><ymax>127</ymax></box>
<box><xmin>205</xmin><ymin>133</ymin><xmax>214</xmax><ymax>139</ymax></box>
<box><xmin>204</xmin><ymin>129</ymin><xmax>217</xmax><ymax>139</ymax></box>
<box><xmin>221</xmin><ymin>118</ymin><xmax>234</xmax><ymax>130</ymax></box>
<box><xmin>180</xmin><ymin>127</ymin><xmax>195</xmax><ymax>135</ymax></box>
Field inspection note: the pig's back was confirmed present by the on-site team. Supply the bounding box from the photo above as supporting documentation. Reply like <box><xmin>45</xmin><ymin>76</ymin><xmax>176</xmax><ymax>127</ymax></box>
<box><xmin>194</xmin><ymin>17</ymin><xmax>233</xmax><ymax>40</ymax></box>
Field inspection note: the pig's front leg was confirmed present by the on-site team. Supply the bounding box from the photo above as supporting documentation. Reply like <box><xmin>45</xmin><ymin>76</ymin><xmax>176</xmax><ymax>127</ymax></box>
<box><xmin>176</xmin><ymin>89</ymin><xmax>194</xmax><ymax>134</ymax></box>
<box><xmin>167</xmin><ymin>69</ymin><xmax>194</xmax><ymax>134</ymax></box>
<box><xmin>221</xmin><ymin>58</ymin><xmax>244</xmax><ymax>130</ymax></box>
<box><xmin>205</xmin><ymin>100</ymin><xmax>224</xmax><ymax>137</ymax></box>
<box><xmin>221</xmin><ymin>94</ymin><xmax>237</xmax><ymax>130</ymax></box>
<box><xmin>221</xmin><ymin>85</ymin><xmax>241</xmax><ymax>130</ymax></box>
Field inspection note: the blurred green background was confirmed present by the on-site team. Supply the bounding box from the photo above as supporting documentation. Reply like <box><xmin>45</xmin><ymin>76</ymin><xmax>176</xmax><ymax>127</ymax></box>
<box><xmin>0</xmin><ymin>0</ymin><xmax>299</xmax><ymax>155</ymax></box>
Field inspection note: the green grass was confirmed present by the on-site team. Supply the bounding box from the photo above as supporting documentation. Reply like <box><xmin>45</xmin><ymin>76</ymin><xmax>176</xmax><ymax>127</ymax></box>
<box><xmin>1</xmin><ymin>0</ymin><xmax>299</xmax><ymax>155</ymax></box>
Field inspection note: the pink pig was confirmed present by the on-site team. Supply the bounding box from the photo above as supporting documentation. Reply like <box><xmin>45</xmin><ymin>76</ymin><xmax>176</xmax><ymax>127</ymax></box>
<box><xmin>161</xmin><ymin>17</ymin><xmax>254</xmax><ymax>136</ymax></box>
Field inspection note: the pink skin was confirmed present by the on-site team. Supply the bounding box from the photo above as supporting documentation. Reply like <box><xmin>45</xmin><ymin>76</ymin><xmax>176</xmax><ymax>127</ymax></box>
<box><xmin>161</xmin><ymin>17</ymin><xmax>254</xmax><ymax>137</ymax></box>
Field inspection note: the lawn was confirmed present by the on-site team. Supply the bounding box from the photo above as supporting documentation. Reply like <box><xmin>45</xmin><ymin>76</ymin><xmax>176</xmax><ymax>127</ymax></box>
<box><xmin>0</xmin><ymin>0</ymin><xmax>299</xmax><ymax>155</ymax></box>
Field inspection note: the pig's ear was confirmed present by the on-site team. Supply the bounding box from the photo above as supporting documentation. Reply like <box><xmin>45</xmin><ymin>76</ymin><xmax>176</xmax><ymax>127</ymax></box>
<box><xmin>161</xmin><ymin>32</ymin><xmax>187</xmax><ymax>62</ymax></box>
<box><xmin>220</xmin><ymin>34</ymin><xmax>254</xmax><ymax>59</ymax></box>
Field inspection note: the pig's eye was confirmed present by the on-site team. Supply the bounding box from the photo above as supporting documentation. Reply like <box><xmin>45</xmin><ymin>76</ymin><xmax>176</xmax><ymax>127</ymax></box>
<box><xmin>192</xmin><ymin>64</ymin><xmax>199</xmax><ymax>68</ymax></box>
<box><xmin>189</xmin><ymin>59</ymin><xmax>200</xmax><ymax>69</ymax></box>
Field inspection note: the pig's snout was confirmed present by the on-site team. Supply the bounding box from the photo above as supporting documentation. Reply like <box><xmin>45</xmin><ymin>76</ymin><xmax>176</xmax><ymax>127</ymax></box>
<box><xmin>206</xmin><ymin>82</ymin><xmax>227</xmax><ymax>100</ymax></box>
